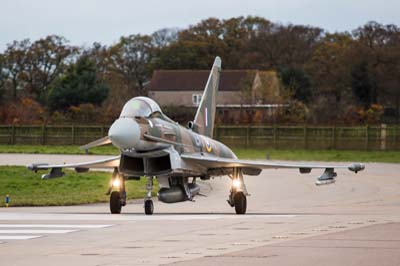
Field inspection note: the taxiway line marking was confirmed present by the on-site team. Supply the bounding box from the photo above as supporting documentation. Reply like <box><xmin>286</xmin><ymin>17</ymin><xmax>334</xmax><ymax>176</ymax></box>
<box><xmin>0</xmin><ymin>235</ymin><xmax>42</xmax><ymax>240</ymax></box>
<box><xmin>0</xmin><ymin>229</ymin><xmax>77</xmax><ymax>234</ymax></box>
<box><xmin>0</xmin><ymin>224</ymin><xmax>112</xmax><ymax>229</ymax></box>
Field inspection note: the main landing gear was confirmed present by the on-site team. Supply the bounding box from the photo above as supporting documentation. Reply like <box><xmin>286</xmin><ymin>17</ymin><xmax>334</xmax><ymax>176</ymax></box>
<box><xmin>109</xmin><ymin>168</ymin><xmax>126</xmax><ymax>214</ymax></box>
<box><xmin>144</xmin><ymin>176</ymin><xmax>154</xmax><ymax>215</ymax></box>
<box><xmin>227</xmin><ymin>168</ymin><xmax>248</xmax><ymax>214</ymax></box>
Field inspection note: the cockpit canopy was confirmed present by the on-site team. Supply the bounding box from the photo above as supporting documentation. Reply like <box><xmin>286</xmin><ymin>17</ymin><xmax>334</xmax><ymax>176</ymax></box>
<box><xmin>120</xmin><ymin>97</ymin><xmax>162</xmax><ymax>118</ymax></box>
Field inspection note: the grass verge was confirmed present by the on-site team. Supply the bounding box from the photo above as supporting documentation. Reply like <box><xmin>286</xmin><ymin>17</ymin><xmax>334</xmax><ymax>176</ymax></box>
<box><xmin>0</xmin><ymin>145</ymin><xmax>119</xmax><ymax>155</ymax></box>
<box><xmin>0</xmin><ymin>166</ymin><xmax>156</xmax><ymax>207</ymax></box>
<box><xmin>0</xmin><ymin>145</ymin><xmax>399</xmax><ymax>163</ymax></box>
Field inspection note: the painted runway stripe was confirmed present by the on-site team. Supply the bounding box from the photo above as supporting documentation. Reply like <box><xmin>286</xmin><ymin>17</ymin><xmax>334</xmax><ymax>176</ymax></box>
<box><xmin>0</xmin><ymin>229</ymin><xmax>77</xmax><ymax>234</ymax></box>
<box><xmin>0</xmin><ymin>224</ymin><xmax>112</xmax><ymax>229</ymax></box>
<box><xmin>0</xmin><ymin>235</ymin><xmax>42</xmax><ymax>240</ymax></box>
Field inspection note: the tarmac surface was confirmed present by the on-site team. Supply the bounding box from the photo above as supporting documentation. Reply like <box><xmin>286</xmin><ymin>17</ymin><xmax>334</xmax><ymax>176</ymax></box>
<box><xmin>1</xmin><ymin>154</ymin><xmax>400</xmax><ymax>266</ymax></box>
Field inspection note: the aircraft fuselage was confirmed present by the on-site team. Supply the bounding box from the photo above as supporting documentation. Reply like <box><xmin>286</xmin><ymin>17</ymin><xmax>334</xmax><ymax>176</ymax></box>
<box><xmin>116</xmin><ymin>116</ymin><xmax>236</xmax><ymax>180</ymax></box>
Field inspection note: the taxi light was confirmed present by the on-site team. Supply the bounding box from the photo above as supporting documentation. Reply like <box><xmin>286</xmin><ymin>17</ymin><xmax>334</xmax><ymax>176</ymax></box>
<box><xmin>112</xmin><ymin>179</ymin><xmax>121</xmax><ymax>188</ymax></box>
<box><xmin>232</xmin><ymin>179</ymin><xmax>241</xmax><ymax>189</ymax></box>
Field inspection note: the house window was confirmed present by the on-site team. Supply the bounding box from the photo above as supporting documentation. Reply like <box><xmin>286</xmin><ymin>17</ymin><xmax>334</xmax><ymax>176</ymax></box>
<box><xmin>192</xmin><ymin>94</ymin><xmax>202</xmax><ymax>106</ymax></box>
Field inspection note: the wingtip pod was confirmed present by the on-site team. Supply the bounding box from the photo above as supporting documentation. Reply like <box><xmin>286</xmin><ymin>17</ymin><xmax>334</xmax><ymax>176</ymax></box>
<box><xmin>348</xmin><ymin>163</ymin><xmax>365</xmax><ymax>173</ymax></box>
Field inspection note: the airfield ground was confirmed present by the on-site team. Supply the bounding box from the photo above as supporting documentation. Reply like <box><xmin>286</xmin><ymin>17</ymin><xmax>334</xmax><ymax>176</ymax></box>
<box><xmin>1</xmin><ymin>145</ymin><xmax>399</xmax><ymax>162</ymax></box>
<box><xmin>0</xmin><ymin>154</ymin><xmax>399</xmax><ymax>265</ymax></box>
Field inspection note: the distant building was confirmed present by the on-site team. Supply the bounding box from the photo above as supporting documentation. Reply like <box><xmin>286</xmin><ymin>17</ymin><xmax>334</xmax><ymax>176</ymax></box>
<box><xmin>147</xmin><ymin>69</ymin><xmax>285</xmax><ymax>124</ymax></box>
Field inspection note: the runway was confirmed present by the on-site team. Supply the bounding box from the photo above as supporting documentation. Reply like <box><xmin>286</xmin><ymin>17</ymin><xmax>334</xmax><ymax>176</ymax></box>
<box><xmin>1</xmin><ymin>154</ymin><xmax>400</xmax><ymax>265</ymax></box>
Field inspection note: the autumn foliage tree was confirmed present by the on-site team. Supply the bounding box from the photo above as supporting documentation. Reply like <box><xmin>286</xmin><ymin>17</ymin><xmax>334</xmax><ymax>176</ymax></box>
<box><xmin>47</xmin><ymin>56</ymin><xmax>109</xmax><ymax>112</ymax></box>
<box><xmin>0</xmin><ymin>17</ymin><xmax>399</xmax><ymax>125</ymax></box>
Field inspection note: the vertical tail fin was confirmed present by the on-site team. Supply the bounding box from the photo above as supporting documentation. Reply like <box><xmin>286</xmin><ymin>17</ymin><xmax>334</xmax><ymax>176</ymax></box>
<box><xmin>193</xmin><ymin>56</ymin><xmax>221</xmax><ymax>138</ymax></box>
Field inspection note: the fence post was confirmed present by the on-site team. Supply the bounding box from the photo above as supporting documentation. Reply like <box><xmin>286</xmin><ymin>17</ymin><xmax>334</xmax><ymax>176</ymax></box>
<box><xmin>41</xmin><ymin>124</ymin><xmax>46</xmax><ymax>145</ymax></box>
<box><xmin>380</xmin><ymin>124</ymin><xmax>387</xmax><ymax>151</ymax></box>
<box><xmin>304</xmin><ymin>124</ymin><xmax>308</xmax><ymax>149</ymax></box>
<box><xmin>365</xmin><ymin>125</ymin><xmax>369</xmax><ymax>150</ymax></box>
<box><xmin>11</xmin><ymin>124</ymin><xmax>16</xmax><ymax>145</ymax></box>
<box><xmin>214</xmin><ymin>125</ymin><xmax>219</xmax><ymax>140</ymax></box>
<box><xmin>331</xmin><ymin>126</ymin><xmax>336</xmax><ymax>149</ymax></box>
<box><xmin>101</xmin><ymin>125</ymin><xmax>105</xmax><ymax>137</ymax></box>
<box><xmin>246</xmin><ymin>126</ymin><xmax>250</xmax><ymax>148</ymax></box>
<box><xmin>71</xmin><ymin>125</ymin><xmax>75</xmax><ymax>145</ymax></box>
<box><xmin>273</xmin><ymin>124</ymin><xmax>277</xmax><ymax>149</ymax></box>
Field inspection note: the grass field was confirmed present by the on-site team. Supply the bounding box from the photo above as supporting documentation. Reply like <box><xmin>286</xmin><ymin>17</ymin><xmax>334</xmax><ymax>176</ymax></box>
<box><xmin>0</xmin><ymin>144</ymin><xmax>399</xmax><ymax>163</ymax></box>
<box><xmin>0</xmin><ymin>166</ymin><xmax>157</xmax><ymax>207</ymax></box>
<box><xmin>0</xmin><ymin>145</ymin><xmax>119</xmax><ymax>155</ymax></box>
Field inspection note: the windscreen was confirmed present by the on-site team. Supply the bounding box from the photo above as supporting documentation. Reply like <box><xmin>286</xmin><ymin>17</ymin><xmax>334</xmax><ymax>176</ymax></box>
<box><xmin>120</xmin><ymin>97</ymin><xmax>161</xmax><ymax>118</ymax></box>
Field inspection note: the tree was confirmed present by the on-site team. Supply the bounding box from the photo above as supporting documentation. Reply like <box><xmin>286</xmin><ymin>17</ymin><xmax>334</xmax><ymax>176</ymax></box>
<box><xmin>351</xmin><ymin>62</ymin><xmax>376</xmax><ymax>108</ymax></box>
<box><xmin>0</xmin><ymin>54</ymin><xmax>6</xmax><ymax>101</ymax></box>
<box><xmin>109</xmin><ymin>34</ymin><xmax>154</xmax><ymax>96</ymax></box>
<box><xmin>152</xmin><ymin>28</ymin><xmax>179</xmax><ymax>48</ymax></box>
<box><xmin>48</xmin><ymin>57</ymin><xmax>109</xmax><ymax>112</ymax></box>
<box><xmin>350</xmin><ymin>21</ymin><xmax>400</xmax><ymax>108</ymax></box>
<box><xmin>83</xmin><ymin>42</ymin><xmax>112</xmax><ymax>81</ymax></box>
<box><xmin>24</xmin><ymin>35</ymin><xmax>78</xmax><ymax>102</ymax></box>
<box><xmin>2</xmin><ymin>39</ymin><xmax>30</xmax><ymax>99</ymax></box>
<box><xmin>279</xmin><ymin>67</ymin><xmax>312</xmax><ymax>103</ymax></box>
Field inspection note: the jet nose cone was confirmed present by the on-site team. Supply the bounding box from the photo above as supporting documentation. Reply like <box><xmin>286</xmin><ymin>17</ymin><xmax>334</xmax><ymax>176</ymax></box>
<box><xmin>108</xmin><ymin>118</ymin><xmax>140</xmax><ymax>149</ymax></box>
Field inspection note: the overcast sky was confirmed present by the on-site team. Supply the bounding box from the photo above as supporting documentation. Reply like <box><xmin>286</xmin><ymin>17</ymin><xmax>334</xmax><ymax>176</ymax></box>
<box><xmin>1</xmin><ymin>0</ymin><xmax>399</xmax><ymax>50</ymax></box>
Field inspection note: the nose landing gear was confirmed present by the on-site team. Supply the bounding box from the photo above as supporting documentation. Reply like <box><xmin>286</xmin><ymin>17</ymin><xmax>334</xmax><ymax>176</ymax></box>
<box><xmin>144</xmin><ymin>176</ymin><xmax>154</xmax><ymax>215</ymax></box>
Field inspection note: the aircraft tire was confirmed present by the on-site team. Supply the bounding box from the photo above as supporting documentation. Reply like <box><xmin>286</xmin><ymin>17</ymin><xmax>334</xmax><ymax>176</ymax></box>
<box><xmin>144</xmin><ymin>200</ymin><xmax>154</xmax><ymax>215</ymax></box>
<box><xmin>110</xmin><ymin>191</ymin><xmax>122</xmax><ymax>214</ymax></box>
<box><xmin>234</xmin><ymin>192</ymin><xmax>247</xmax><ymax>214</ymax></box>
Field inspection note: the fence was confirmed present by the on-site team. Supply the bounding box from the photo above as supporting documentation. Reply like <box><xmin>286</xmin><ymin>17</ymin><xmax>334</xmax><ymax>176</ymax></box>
<box><xmin>216</xmin><ymin>125</ymin><xmax>399</xmax><ymax>150</ymax></box>
<box><xmin>0</xmin><ymin>124</ymin><xmax>399</xmax><ymax>150</ymax></box>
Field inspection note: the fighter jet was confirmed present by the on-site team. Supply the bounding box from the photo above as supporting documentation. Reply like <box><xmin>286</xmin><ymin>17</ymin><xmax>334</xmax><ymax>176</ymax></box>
<box><xmin>27</xmin><ymin>57</ymin><xmax>365</xmax><ymax>215</ymax></box>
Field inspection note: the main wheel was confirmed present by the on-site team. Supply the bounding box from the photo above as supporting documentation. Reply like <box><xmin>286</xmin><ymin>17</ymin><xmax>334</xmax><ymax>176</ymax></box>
<box><xmin>234</xmin><ymin>192</ymin><xmax>247</xmax><ymax>214</ymax></box>
<box><xmin>144</xmin><ymin>199</ymin><xmax>154</xmax><ymax>215</ymax></box>
<box><xmin>110</xmin><ymin>191</ymin><xmax>122</xmax><ymax>214</ymax></box>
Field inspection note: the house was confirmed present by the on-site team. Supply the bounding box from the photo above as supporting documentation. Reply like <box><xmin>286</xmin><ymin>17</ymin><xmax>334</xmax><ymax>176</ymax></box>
<box><xmin>147</xmin><ymin>70</ymin><xmax>285</xmax><ymax>124</ymax></box>
<box><xmin>148</xmin><ymin>70</ymin><xmax>281</xmax><ymax>106</ymax></box>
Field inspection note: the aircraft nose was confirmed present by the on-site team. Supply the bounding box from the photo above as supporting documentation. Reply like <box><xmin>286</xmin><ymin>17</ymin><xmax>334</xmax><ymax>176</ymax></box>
<box><xmin>108</xmin><ymin>118</ymin><xmax>141</xmax><ymax>149</ymax></box>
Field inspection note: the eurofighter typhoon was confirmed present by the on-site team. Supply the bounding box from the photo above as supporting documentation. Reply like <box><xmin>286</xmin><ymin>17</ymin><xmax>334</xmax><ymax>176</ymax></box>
<box><xmin>28</xmin><ymin>57</ymin><xmax>365</xmax><ymax>215</ymax></box>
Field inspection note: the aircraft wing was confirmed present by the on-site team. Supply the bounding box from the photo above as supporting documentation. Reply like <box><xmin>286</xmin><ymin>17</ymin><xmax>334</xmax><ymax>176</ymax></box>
<box><xmin>27</xmin><ymin>156</ymin><xmax>120</xmax><ymax>179</ymax></box>
<box><xmin>181</xmin><ymin>153</ymin><xmax>365</xmax><ymax>185</ymax></box>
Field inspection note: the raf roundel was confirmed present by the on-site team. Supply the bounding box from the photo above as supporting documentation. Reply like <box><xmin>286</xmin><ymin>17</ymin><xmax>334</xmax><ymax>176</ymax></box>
<box><xmin>205</xmin><ymin>140</ymin><xmax>212</xmax><ymax>153</ymax></box>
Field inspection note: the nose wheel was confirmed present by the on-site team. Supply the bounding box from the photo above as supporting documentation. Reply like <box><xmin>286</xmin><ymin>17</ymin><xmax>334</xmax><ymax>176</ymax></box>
<box><xmin>144</xmin><ymin>176</ymin><xmax>154</xmax><ymax>215</ymax></box>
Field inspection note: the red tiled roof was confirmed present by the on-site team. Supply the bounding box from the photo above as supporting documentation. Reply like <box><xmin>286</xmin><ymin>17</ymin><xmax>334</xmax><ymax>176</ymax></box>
<box><xmin>148</xmin><ymin>70</ymin><xmax>255</xmax><ymax>92</ymax></box>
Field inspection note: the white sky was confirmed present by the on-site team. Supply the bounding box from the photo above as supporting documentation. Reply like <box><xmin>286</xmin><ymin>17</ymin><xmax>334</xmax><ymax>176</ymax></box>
<box><xmin>1</xmin><ymin>0</ymin><xmax>399</xmax><ymax>50</ymax></box>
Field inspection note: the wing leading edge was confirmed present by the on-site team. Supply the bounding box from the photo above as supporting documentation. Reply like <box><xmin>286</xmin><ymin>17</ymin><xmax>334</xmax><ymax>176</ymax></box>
<box><xmin>27</xmin><ymin>156</ymin><xmax>120</xmax><ymax>179</ymax></box>
<box><xmin>181</xmin><ymin>153</ymin><xmax>365</xmax><ymax>185</ymax></box>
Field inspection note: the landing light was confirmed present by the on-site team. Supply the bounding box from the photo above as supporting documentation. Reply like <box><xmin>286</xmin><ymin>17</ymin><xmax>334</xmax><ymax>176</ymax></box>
<box><xmin>232</xmin><ymin>179</ymin><xmax>241</xmax><ymax>189</ymax></box>
<box><xmin>112</xmin><ymin>179</ymin><xmax>121</xmax><ymax>188</ymax></box>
